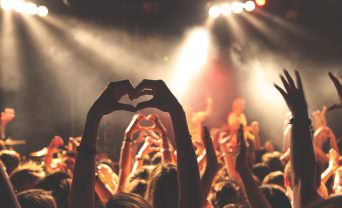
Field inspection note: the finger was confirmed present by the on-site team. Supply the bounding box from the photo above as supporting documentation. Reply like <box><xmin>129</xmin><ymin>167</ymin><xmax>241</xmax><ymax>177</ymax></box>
<box><xmin>294</xmin><ymin>70</ymin><xmax>303</xmax><ymax>90</ymax></box>
<box><xmin>280</xmin><ymin>75</ymin><xmax>290</xmax><ymax>92</ymax></box>
<box><xmin>284</xmin><ymin>70</ymin><xmax>296</xmax><ymax>89</ymax></box>
<box><xmin>329</xmin><ymin>72</ymin><xmax>342</xmax><ymax>97</ymax></box>
<box><xmin>274</xmin><ymin>84</ymin><xmax>288</xmax><ymax>101</ymax></box>
<box><xmin>115</xmin><ymin>103</ymin><xmax>136</xmax><ymax>112</ymax></box>
<box><xmin>136</xmin><ymin>99</ymin><xmax>157</xmax><ymax>111</ymax></box>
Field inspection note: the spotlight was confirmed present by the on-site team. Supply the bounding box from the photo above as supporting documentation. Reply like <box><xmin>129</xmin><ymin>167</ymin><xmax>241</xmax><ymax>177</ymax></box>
<box><xmin>37</xmin><ymin>5</ymin><xmax>48</xmax><ymax>17</ymax></box>
<box><xmin>208</xmin><ymin>5</ymin><xmax>220</xmax><ymax>18</ymax></box>
<box><xmin>244</xmin><ymin>1</ymin><xmax>256</xmax><ymax>12</ymax></box>
<box><xmin>231</xmin><ymin>1</ymin><xmax>244</xmax><ymax>14</ymax></box>
<box><xmin>16</xmin><ymin>2</ymin><xmax>37</xmax><ymax>15</ymax></box>
<box><xmin>220</xmin><ymin>4</ymin><xmax>231</xmax><ymax>16</ymax></box>
<box><xmin>255</xmin><ymin>0</ymin><xmax>266</xmax><ymax>7</ymax></box>
<box><xmin>1</xmin><ymin>0</ymin><xmax>14</xmax><ymax>10</ymax></box>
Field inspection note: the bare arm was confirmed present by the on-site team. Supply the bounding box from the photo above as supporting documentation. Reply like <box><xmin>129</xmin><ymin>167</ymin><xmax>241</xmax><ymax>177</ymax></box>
<box><xmin>275</xmin><ymin>70</ymin><xmax>320</xmax><ymax>208</ymax></box>
<box><xmin>135</xmin><ymin>80</ymin><xmax>202</xmax><ymax>208</ymax></box>
<box><xmin>0</xmin><ymin>161</ymin><xmax>21</xmax><ymax>208</ymax></box>
<box><xmin>69</xmin><ymin>81</ymin><xmax>135</xmax><ymax>208</ymax></box>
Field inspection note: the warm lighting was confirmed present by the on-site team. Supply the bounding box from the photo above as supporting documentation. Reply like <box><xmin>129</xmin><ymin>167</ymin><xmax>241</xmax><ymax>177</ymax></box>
<box><xmin>16</xmin><ymin>2</ymin><xmax>37</xmax><ymax>15</ymax></box>
<box><xmin>255</xmin><ymin>0</ymin><xmax>266</xmax><ymax>7</ymax></box>
<box><xmin>244</xmin><ymin>1</ymin><xmax>256</xmax><ymax>12</ymax></box>
<box><xmin>220</xmin><ymin>4</ymin><xmax>231</xmax><ymax>16</ymax></box>
<box><xmin>231</xmin><ymin>1</ymin><xmax>244</xmax><ymax>14</ymax></box>
<box><xmin>37</xmin><ymin>5</ymin><xmax>48</xmax><ymax>17</ymax></box>
<box><xmin>208</xmin><ymin>5</ymin><xmax>220</xmax><ymax>18</ymax></box>
<box><xmin>1</xmin><ymin>0</ymin><xmax>15</xmax><ymax>10</ymax></box>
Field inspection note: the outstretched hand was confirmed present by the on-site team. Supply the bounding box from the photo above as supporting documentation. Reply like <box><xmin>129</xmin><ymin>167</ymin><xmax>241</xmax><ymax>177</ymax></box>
<box><xmin>132</xmin><ymin>79</ymin><xmax>182</xmax><ymax>113</ymax></box>
<box><xmin>274</xmin><ymin>70</ymin><xmax>308</xmax><ymax>118</ymax></box>
<box><xmin>328</xmin><ymin>72</ymin><xmax>342</xmax><ymax>111</ymax></box>
<box><xmin>235</xmin><ymin>125</ymin><xmax>249</xmax><ymax>173</ymax></box>
<box><xmin>89</xmin><ymin>80</ymin><xmax>136</xmax><ymax>117</ymax></box>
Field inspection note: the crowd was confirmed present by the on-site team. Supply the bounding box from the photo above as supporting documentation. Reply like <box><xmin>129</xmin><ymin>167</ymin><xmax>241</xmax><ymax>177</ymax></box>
<box><xmin>0</xmin><ymin>70</ymin><xmax>342</xmax><ymax>208</ymax></box>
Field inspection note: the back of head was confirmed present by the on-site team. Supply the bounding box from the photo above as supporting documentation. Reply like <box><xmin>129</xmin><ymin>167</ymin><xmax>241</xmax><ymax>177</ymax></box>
<box><xmin>17</xmin><ymin>189</ymin><xmax>57</xmax><ymax>208</ymax></box>
<box><xmin>10</xmin><ymin>163</ymin><xmax>45</xmax><ymax>192</ymax></box>
<box><xmin>252</xmin><ymin>163</ymin><xmax>271</xmax><ymax>182</ymax></box>
<box><xmin>262</xmin><ymin>153</ymin><xmax>283</xmax><ymax>172</ymax></box>
<box><xmin>261</xmin><ymin>184</ymin><xmax>291</xmax><ymax>208</ymax></box>
<box><xmin>262</xmin><ymin>171</ymin><xmax>285</xmax><ymax>188</ymax></box>
<box><xmin>146</xmin><ymin>164</ymin><xmax>178</xmax><ymax>208</ymax></box>
<box><xmin>0</xmin><ymin>149</ymin><xmax>20</xmax><ymax>174</ymax></box>
<box><xmin>106</xmin><ymin>192</ymin><xmax>151</xmax><ymax>208</ymax></box>
<box><xmin>212</xmin><ymin>178</ymin><xmax>245</xmax><ymax>208</ymax></box>
<box><xmin>36</xmin><ymin>171</ymin><xmax>71</xmax><ymax>208</ymax></box>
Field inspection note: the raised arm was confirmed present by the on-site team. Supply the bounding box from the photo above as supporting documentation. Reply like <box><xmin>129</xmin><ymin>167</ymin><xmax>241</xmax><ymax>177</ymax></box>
<box><xmin>0</xmin><ymin>160</ymin><xmax>21</xmax><ymax>208</ymax></box>
<box><xmin>200</xmin><ymin>126</ymin><xmax>221</xmax><ymax>206</ymax></box>
<box><xmin>235</xmin><ymin>125</ymin><xmax>272</xmax><ymax>208</ymax></box>
<box><xmin>274</xmin><ymin>70</ymin><xmax>320</xmax><ymax>207</ymax></box>
<box><xmin>135</xmin><ymin>79</ymin><xmax>202</xmax><ymax>208</ymax></box>
<box><xmin>69</xmin><ymin>81</ymin><xmax>135</xmax><ymax>208</ymax></box>
<box><xmin>328</xmin><ymin>72</ymin><xmax>342</xmax><ymax>111</ymax></box>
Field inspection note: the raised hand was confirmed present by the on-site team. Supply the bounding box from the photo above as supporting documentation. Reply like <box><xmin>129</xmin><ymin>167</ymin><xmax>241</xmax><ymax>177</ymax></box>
<box><xmin>89</xmin><ymin>80</ymin><xmax>136</xmax><ymax>118</ymax></box>
<box><xmin>125</xmin><ymin>114</ymin><xmax>145</xmax><ymax>140</ymax></box>
<box><xmin>133</xmin><ymin>79</ymin><xmax>182</xmax><ymax>113</ymax></box>
<box><xmin>328</xmin><ymin>72</ymin><xmax>342</xmax><ymax>111</ymax></box>
<box><xmin>274</xmin><ymin>70</ymin><xmax>308</xmax><ymax>119</ymax></box>
<box><xmin>235</xmin><ymin>125</ymin><xmax>249</xmax><ymax>173</ymax></box>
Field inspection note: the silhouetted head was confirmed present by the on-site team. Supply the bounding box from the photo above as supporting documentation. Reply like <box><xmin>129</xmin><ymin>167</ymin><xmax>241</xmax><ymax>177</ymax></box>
<box><xmin>127</xmin><ymin>179</ymin><xmax>148</xmax><ymax>197</ymax></box>
<box><xmin>106</xmin><ymin>192</ymin><xmax>151</xmax><ymax>208</ymax></box>
<box><xmin>262</xmin><ymin>153</ymin><xmax>283</xmax><ymax>172</ymax></box>
<box><xmin>11</xmin><ymin>163</ymin><xmax>45</xmax><ymax>192</ymax></box>
<box><xmin>0</xmin><ymin>149</ymin><xmax>20</xmax><ymax>174</ymax></box>
<box><xmin>261</xmin><ymin>184</ymin><xmax>291</xmax><ymax>208</ymax></box>
<box><xmin>17</xmin><ymin>189</ymin><xmax>57</xmax><ymax>208</ymax></box>
<box><xmin>36</xmin><ymin>171</ymin><xmax>71</xmax><ymax>208</ymax></box>
<box><xmin>212</xmin><ymin>178</ymin><xmax>245</xmax><ymax>208</ymax></box>
<box><xmin>252</xmin><ymin>163</ymin><xmax>271</xmax><ymax>182</ymax></box>
<box><xmin>146</xmin><ymin>164</ymin><xmax>178</xmax><ymax>208</ymax></box>
<box><xmin>263</xmin><ymin>171</ymin><xmax>285</xmax><ymax>188</ymax></box>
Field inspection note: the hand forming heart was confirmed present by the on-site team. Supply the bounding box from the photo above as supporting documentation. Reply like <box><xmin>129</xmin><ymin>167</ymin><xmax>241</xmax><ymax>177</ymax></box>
<box><xmin>89</xmin><ymin>79</ymin><xmax>183</xmax><ymax>118</ymax></box>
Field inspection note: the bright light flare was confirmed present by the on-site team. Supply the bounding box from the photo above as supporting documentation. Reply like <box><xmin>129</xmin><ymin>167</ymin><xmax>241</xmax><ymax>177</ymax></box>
<box><xmin>37</xmin><ymin>6</ymin><xmax>48</xmax><ymax>17</ymax></box>
<box><xmin>208</xmin><ymin>5</ymin><xmax>220</xmax><ymax>18</ymax></box>
<box><xmin>220</xmin><ymin>4</ymin><xmax>231</xmax><ymax>16</ymax></box>
<box><xmin>244</xmin><ymin>1</ymin><xmax>256</xmax><ymax>12</ymax></box>
<box><xmin>171</xmin><ymin>28</ymin><xmax>211</xmax><ymax>97</ymax></box>
<box><xmin>255</xmin><ymin>0</ymin><xmax>266</xmax><ymax>7</ymax></box>
<box><xmin>15</xmin><ymin>2</ymin><xmax>37</xmax><ymax>15</ymax></box>
<box><xmin>231</xmin><ymin>2</ymin><xmax>244</xmax><ymax>14</ymax></box>
<box><xmin>0</xmin><ymin>0</ymin><xmax>14</xmax><ymax>10</ymax></box>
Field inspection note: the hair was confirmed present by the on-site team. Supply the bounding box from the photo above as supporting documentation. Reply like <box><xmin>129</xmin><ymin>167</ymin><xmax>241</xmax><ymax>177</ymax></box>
<box><xmin>261</xmin><ymin>184</ymin><xmax>291</xmax><ymax>208</ymax></box>
<box><xmin>252</xmin><ymin>163</ymin><xmax>271</xmax><ymax>182</ymax></box>
<box><xmin>106</xmin><ymin>192</ymin><xmax>151</xmax><ymax>208</ymax></box>
<box><xmin>10</xmin><ymin>163</ymin><xmax>45</xmax><ymax>192</ymax></box>
<box><xmin>0</xmin><ymin>149</ymin><xmax>20</xmax><ymax>174</ymax></box>
<box><xmin>17</xmin><ymin>189</ymin><xmax>57</xmax><ymax>208</ymax></box>
<box><xmin>262</xmin><ymin>171</ymin><xmax>285</xmax><ymax>188</ymax></box>
<box><xmin>127</xmin><ymin>179</ymin><xmax>148</xmax><ymax>197</ymax></box>
<box><xmin>262</xmin><ymin>153</ymin><xmax>283</xmax><ymax>172</ymax></box>
<box><xmin>145</xmin><ymin>164</ymin><xmax>178</xmax><ymax>208</ymax></box>
<box><xmin>36</xmin><ymin>171</ymin><xmax>71</xmax><ymax>208</ymax></box>
<box><xmin>212</xmin><ymin>178</ymin><xmax>245</xmax><ymax>208</ymax></box>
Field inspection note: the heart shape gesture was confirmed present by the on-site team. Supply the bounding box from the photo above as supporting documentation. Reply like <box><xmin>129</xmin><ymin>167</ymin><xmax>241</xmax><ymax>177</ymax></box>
<box><xmin>89</xmin><ymin>79</ymin><xmax>183</xmax><ymax>119</ymax></box>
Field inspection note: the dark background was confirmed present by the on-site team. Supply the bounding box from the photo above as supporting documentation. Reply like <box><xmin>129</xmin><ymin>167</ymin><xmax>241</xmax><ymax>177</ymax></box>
<box><xmin>0</xmin><ymin>0</ymin><xmax>341</xmax><ymax>160</ymax></box>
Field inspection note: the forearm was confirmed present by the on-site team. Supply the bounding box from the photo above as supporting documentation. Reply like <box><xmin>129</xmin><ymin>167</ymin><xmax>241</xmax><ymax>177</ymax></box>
<box><xmin>170</xmin><ymin>108</ymin><xmax>202</xmax><ymax>208</ymax></box>
<box><xmin>161</xmin><ymin>134</ymin><xmax>172</xmax><ymax>164</ymax></box>
<box><xmin>239</xmin><ymin>170</ymin><xmax>272</xmax><ymax>208</ymax></box>
<box><xmin>117</xmin><ymin>139</ymin><xmax>133</xmax><ymax>193</ymax></box>
<box><xmin>69</xmin><ymin>114</ymin><xmax>100</xmax><ymax>208</ymax></box>
<box><xmin>0</xmin><ymin>161</ymin><xmax>21</xmax><ymax>208</ymax></box>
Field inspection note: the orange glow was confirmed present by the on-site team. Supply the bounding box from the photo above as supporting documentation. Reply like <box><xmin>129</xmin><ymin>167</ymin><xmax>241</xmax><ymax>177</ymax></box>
<box><xmin>255</xmin><ymin>0</ymin><xmax>266</xmax><ymax>7</ymax></box>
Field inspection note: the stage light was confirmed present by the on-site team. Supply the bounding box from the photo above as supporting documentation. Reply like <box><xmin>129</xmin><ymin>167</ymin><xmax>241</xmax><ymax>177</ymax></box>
<box><xmin>220</xmin><ymin>4</ymin><xmax>231</xmax><ymax>16</ymax></box>
<box><xmin>15</xmin><ymin>2</ymin><xmax>37</xmax><ymax>15</ymax></box>
<box><xmin>244</xmin><ymin>1</ymin><xmax>256</xmax><ymax>12</ymax></box>
<box><xmin>209</xmin><ymin>5</ymin><xmax>220</xmax><ymax>18</ymax></box>
<box><xmin>231</xmin><ymin>1</ymin><xmax>244</xmax><ymax>13</ymax></box>
<box><xmin>1</xmin><ymin>0</ymin><xmax>14</xmax><ymax>10</ymax></box>
<box><xmin>37</xmin><ymin>5</ymin><xmax>48</xmax><ymax>16</ymax></box>
<box><xmin>255</xmin><ymin>0</ymin><xmax>266</xmax><ymax>7</ymax></box>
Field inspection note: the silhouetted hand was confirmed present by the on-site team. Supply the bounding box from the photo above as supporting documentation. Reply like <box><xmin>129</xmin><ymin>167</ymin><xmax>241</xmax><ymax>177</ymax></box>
<box><xmin>328</xmin><ymin>72</ymin><xmax>342</xmax><ymax>111</ymax></box>
<box><xmin>133</xmin><ymin>79</ymin><xmax>182</xmax><ymax>113</ymax></box>
<box><xmin>89</xmin><ymin>80</ymin><xmax>136</xmax><ymax>117</ymax></box>
<box><xmin>274</xmin><ymin>70</ymin><xmax>308</xmax><ymax>119</ymax></box>
<box><xmin>235</xmin><ymin>125</ymin><xmax>249</xmax><ymax>173</ymax></box>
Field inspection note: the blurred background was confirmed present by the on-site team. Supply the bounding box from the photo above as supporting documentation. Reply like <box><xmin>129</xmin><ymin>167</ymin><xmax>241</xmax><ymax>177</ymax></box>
<box><xmin>0</xmin><ymin>0</ymin><xmax>341</xmax><ymax>159</ymax></box>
